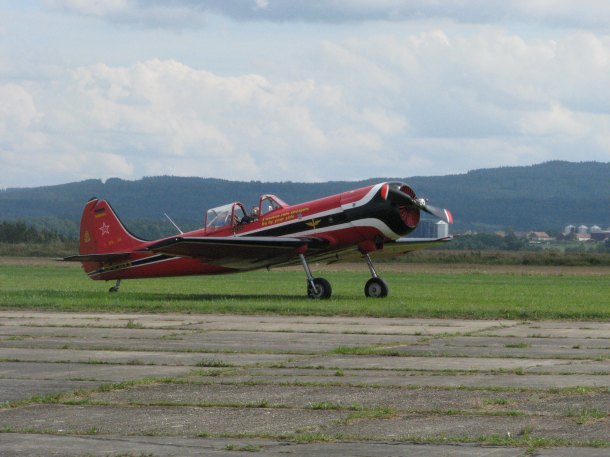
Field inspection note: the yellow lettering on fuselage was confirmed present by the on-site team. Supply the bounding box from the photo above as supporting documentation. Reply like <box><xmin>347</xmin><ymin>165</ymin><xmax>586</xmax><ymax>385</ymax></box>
<box><xmin>261</xmin><ymin>207</ymin><xmax>309</xmax><ymax>227</ymax></box>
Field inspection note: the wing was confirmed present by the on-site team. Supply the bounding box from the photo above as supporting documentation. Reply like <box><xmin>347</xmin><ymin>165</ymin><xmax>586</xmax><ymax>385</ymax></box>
<box><xmin>375</xmin><ymin>236</ymin><xmax>453</xmax><ymax>258</ymax></box>
<box><xmin>147</xmin><ymin>236</ymin><xmax>329</xmax><ymax>270</ymax></box>
<box><xmin>310</xmin><ymin>236</ymin><xmax>453</xmax><ymax>264</ymax></box>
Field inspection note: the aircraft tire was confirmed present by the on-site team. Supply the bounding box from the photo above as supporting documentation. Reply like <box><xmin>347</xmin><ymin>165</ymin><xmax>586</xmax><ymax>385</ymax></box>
<box><xmin>307</xmin><ymin>277</ymin><xmax>332</xmax><ymax>299</ymax></box>
<box><xmin>364</xmin><ymin>277</ymin><xmax>389</xmax><ymax>298</ymax></box>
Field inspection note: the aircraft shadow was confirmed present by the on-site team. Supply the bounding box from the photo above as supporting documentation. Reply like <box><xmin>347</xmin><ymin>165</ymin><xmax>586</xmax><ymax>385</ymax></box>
<box><xmin>125</xmin><ymin>292</ymin><xmax>306</xmax><ymax>302</ymax></box>
<box><xmin>28</xmin><ymin>290</ymin><xmax>306</xmax><ymax>302</ymax></box>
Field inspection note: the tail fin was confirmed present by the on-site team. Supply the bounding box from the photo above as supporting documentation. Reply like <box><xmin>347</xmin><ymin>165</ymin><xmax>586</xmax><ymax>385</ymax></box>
<box><xmin>79</xmin><ymin>198</ymin><xmax>145</xmax><ymax>255</ymax></box>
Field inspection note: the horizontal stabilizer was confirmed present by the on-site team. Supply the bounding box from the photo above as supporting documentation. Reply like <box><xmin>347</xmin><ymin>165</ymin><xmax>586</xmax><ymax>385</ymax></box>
<box><xmin>60</xmin><ymin>252</ymin><xmax>132</xmax><ymax>263</ymax></box>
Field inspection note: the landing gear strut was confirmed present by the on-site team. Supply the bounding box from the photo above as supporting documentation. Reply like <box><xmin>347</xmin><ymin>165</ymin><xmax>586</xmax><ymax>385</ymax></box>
<box><xmin>108</xmin><ymin>279</ymin><xmax>121</xmax><ymax>293</ymax></box>
<box><xmin>363</xmin><ymin>253</ymin><xmax>389</xmax><ymax>298</ymax></box>
<box><xmin>300</xmin><ymin>254</ymin><xmax>332</xmax><ymax>299</ymax></box>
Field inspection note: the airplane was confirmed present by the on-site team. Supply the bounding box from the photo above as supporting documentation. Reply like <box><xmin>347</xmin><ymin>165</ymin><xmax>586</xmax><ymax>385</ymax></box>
<box><xmin>63</xmin><ymin>182</ymin><xmax>453</xmax><ymax>299</ymax></box>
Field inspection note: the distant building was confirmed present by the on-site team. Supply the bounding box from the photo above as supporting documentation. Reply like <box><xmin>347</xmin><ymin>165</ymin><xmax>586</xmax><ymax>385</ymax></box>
<box><xmin>563</xmin><ymin>224</ymin><xmax>576</xmax><ymax>235</ymax></box>
<box><xmin>590</xmin><ymin>231</ymin><xmax>610</xmax><ymax>241</ymax></box>
<box><xmin>562</xmin><ymin>223</ymin><xmax>609</xmax><ymax>240</ymax></box>
<box><xmin>408</xmin><ymin>219</ymin><xmax>450</xmax><ymax>238</ymax></box>
<box><xmin>436</xmin><ymin>221</ymin><xmax>449</xmax><ymax>238</ymax></box>
<box><xmin>527</xmin><ymin>232</ymin><xmax>554</xmax><ymax>242</ymax></box>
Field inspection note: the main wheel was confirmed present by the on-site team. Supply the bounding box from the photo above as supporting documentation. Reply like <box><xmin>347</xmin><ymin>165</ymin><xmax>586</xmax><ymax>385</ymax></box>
<box><xmin>364</xmin><ymin>277</ymin><xmax>389</xmax><ymax>298</ymax></box>
<box><xmin>307</xmin><ymin>277</ymin><xmax>332</xmax><ymax>299</ymax></box>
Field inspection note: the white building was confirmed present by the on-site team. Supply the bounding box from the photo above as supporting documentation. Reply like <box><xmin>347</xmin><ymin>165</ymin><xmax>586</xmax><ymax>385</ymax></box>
<box><xmin>436</xmin><ymin>220</ymin><xmax>449</xmax><ymax>238</ymax></box>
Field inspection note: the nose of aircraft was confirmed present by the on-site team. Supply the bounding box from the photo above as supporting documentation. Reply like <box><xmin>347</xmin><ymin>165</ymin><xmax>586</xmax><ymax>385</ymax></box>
<box><xmin>386</xmin><ymin>182</ymin><xmax>453</xmax><ymax>225</ymax></box>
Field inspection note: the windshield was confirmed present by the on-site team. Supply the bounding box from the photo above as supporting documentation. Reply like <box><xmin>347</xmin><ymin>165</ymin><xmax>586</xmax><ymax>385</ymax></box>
<box><xmin>205</xmin><ymin>203</ymin><xmax>234</xmax><ymax>229</ymax></box>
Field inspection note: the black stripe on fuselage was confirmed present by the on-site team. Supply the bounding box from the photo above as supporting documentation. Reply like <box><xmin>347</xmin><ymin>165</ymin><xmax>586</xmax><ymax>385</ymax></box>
<box><xmin>250</xmin><ymin>211</ymin><xmax>349</xmax><ymax>237</ymax></box>
<box><xmin>344</xmin><ymin>195</ymin><xmax>413</xmax><ymax>236</ymax></box>
<box><xmin>243</xmin><ymin>193</ymin><xmax>412</xmax><ymax>239</ymax></box>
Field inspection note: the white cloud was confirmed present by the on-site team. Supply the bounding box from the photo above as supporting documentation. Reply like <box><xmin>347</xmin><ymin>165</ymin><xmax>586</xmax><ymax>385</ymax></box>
<box><xmin>517</xmin><ymin>103</ymin><xmax>589</xmax><ymax>137</ymax></box>
<box><xmin>0</xmin><ymin>84</ymin><xmax>40</xmax><ymax>135</ymax></box>
<box><xmin>361</xmin><ymin>108</ymin><xmax>409</xmax><ymax>136</ymax></box>
<box><xmin>1</xmin><ymin>58</ymin><xmax>412</xmax><ymax>187</ymax></box>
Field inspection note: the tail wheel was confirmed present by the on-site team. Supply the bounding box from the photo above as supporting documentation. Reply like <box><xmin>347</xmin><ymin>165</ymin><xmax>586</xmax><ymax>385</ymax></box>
<box><xmin>364</xmin><ymin>277</ymin><xmax>389</xmax><ymax>298</ymax></box>
<box><xmin>307</xmin><ymin>277</ymin><xmax>332</xmax><ymax>299</ymax></box>
<box><xmin>108</xmin><ymin>279</ymin><xmax>121</xmax><ymax>293</ymax></box>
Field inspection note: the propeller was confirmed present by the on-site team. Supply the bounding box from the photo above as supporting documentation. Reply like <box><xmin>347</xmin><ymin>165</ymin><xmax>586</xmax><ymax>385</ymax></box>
<box><xmin>387</xmin><ymin>185</ymin><xmax>453</xmax><ymax>224</ymax></box>
<box><xmin>417</xmin><ymin>199</ymin><xmax>454</xmax><ymax>224</ymax></box>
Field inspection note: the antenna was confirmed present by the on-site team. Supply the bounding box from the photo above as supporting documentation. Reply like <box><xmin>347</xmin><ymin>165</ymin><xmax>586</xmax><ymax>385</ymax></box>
<box><xmin>164</xmin><ymin>213</ymin><xmax>184</xmax><ymax>234</ymax></box>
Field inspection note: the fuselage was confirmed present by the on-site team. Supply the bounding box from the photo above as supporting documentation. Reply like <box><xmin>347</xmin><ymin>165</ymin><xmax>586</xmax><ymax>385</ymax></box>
<box><xmin>83</xmin><ymin>182</ymin><xmax>421</xmax><ymax>281</ymax></box>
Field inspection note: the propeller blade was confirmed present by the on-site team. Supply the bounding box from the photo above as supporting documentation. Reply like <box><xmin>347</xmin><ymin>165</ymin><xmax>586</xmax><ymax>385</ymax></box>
<box><xmin>422</xmin><ymin>204</ymin><xmax>453</xmax><ymax>224</ymax></box>
<box><xmin>386</xmin><ymin>185</ymin><xmax>453</xmax><ymax>224</ymax></box>
<box><xmin>387</xmin><ymin>187</ymin><xmax>416</xmax><ymax>206</ymax></box>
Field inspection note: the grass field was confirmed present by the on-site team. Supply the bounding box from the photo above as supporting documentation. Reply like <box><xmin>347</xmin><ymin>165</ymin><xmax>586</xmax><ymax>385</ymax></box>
<box><xmin>0</xmin><ymin>259</ymin><xmax>608</xmax><ymax>320</ymax></box>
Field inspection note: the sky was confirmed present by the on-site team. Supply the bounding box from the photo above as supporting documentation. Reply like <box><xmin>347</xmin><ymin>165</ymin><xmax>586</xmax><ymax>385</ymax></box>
<box><xmin>1</xmin><ymin>0</ymin><xmax>610</xmax><ymax>189</ymax></box>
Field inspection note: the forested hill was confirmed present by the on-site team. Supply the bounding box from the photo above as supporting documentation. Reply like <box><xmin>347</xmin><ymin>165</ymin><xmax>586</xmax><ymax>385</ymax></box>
<box><xmin>406</xmin><ymin>160</ymin><xmax>610</xmax><ymax>231</ymax></box>
<box><xmin>0</xmin><ymin>161</ymin><xmax>608</xmax><ymax>237</ymax></box>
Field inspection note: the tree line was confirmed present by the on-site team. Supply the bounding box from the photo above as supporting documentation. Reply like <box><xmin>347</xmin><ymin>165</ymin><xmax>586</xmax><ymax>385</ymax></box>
<box><xmin>0</xmin><ymin>221</ymin><xmax>73</xmax><ymax>244</ymax></box>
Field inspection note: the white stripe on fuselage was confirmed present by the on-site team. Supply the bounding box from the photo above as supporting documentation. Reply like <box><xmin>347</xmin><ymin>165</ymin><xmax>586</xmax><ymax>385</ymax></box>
<box><xmin>340</xmin><ymin>183</ymin><xmax>384</xmax><ymax>211</ymax></box>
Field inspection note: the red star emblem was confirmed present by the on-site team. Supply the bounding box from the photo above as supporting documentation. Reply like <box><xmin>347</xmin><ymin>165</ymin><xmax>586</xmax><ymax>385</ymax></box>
<box><xmin>99</xmin><ymin>222</ymin><xmax>110</xmax><ymax>236</ymax></box>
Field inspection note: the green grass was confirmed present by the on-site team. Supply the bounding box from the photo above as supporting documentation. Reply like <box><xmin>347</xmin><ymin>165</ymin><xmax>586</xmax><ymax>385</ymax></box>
<box><xmin>567</xmin><ymin>408</ymin><xmax>608</xmax><ymax>425</ymax></box>
<box><xmin>0</xmin><ymin>263</ymin><xmax>608</xmax><ymax>320</ymax></box>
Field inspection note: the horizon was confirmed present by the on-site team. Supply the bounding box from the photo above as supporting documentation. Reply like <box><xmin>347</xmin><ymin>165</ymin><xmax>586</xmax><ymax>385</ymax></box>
<box><xmin>1</xmin><ymin>159</ymin><xmax>607</xmax><ymax>192</ymax></box>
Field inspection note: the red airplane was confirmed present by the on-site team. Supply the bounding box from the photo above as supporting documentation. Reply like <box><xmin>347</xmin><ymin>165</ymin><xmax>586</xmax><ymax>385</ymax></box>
<box><xmin>63</xmin><ymin>182</ymin><xmax>453</xmax><ymax>299</ymax></box>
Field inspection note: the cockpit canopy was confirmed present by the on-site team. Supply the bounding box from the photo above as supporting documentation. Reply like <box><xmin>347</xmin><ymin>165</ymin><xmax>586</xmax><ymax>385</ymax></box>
<box><xmin>259</xmin><ymin>195</ymin><xmax>287</xmax><ymax>215</ymax></box>
<box><xmin>204</xmin><ymin>195</ymin><xmax>288</xmax><ymax>232</ymax></box>
<box><xmin>205</xmin><ymin>202</ymin><xmax>246</xmax><ymax>231</ymax></box>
